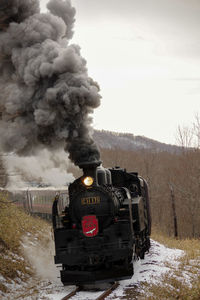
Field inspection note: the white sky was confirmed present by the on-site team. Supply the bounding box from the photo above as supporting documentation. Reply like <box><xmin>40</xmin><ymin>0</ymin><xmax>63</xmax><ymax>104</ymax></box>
<box><xmin>40</xmin><ymin>0</ymin><xmax>200</xmax><ymax>145</ymax></box>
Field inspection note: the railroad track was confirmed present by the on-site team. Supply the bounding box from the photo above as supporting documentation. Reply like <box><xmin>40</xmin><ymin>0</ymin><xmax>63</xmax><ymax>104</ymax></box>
<box><xmin>61</xmin><ymin>282</ymin><xmax>119</xmax><ymax>300</ymax></box>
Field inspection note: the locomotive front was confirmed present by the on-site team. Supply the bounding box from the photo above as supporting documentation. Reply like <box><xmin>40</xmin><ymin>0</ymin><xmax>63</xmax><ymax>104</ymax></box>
<box><xmin>68</xmin><ymin>161</ymin><xmax>122</xmax><ymax>237</ymax></box>
<box><xmin>52</xmin><ymin>161</ymin><xmax>151</xmax><ymax>285</ymax></box>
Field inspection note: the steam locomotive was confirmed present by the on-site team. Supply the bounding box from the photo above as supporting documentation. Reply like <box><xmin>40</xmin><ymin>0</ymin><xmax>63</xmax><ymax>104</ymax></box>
<box><xmin>52</xmin><ymin>161</ymin><xmax>151</xmax><ymax>285</ymax></box>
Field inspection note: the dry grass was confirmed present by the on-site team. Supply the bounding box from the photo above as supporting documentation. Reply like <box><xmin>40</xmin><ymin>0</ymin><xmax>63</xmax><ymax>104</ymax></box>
<box><xmin>152</xmin><ymin>227</ymin><xmax>200</xmax><ymax>257</ymax></box>
<box><xmin>0</xmin><ymin>191</ymin><xmax>50</xmax><ymax>292</ymax></box>
<box><xmin>142</xmin><ymin>227</ymin><xmax>200</xmax><ymax>300</ymax></box>
<box><xmin>142</xmin><ymin>274</ymin><xmax>200</xmax><ymax>300</ymax></box>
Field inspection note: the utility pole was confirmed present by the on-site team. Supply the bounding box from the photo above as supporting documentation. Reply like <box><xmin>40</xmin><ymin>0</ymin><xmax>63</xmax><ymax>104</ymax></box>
<box><xmin>169</xmin><ymin>184</ymin><xmax>178</xmax><ymax>238</ymax></box>
<box><xmin>0</xmin><ymin>155</ymin><xmax>7</xmax><ymax>188</ymax></box>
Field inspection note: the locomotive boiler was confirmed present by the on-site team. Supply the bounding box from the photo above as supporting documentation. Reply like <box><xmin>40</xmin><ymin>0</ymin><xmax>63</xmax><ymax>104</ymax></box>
<box><xmin>52</xmin><ymin>161</ymin><xmax>151</xmax><ymax>285</ymax></box>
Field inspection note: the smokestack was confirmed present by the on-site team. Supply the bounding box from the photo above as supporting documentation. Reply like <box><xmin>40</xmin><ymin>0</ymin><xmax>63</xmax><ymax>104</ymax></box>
<box><xmin>0</xmin><ymin>0</ymin><xmax>101</xmax><ymax>166</ymax></box>
<box><xmin>79</xmin><ymin>161</ymin><xmax>102</xmax><ymax>185</ymax></box>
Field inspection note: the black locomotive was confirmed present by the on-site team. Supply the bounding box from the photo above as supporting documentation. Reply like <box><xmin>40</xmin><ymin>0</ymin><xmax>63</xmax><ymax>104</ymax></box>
<box><xmin>52</xmin><ymin>161</ymin><xmax>151</xmax><ymax>285</ymax></box>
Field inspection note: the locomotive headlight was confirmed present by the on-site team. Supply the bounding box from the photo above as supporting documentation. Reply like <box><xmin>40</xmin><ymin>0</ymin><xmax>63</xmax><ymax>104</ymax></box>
<box><xmin>82</xmin><ymin>176</ymin><xmax>94</xmax><ymax>187</ymax></box>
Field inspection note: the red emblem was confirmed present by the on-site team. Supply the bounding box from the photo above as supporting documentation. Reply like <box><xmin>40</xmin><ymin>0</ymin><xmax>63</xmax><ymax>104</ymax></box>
<box><xmin>82</xmin><ymin>215</ymin><xmax>99</xmax><ymax>237</ymax></box>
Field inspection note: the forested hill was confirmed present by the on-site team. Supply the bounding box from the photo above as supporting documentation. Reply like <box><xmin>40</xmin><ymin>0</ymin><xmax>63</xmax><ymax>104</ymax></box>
<box><xmin>93</xmin><ymin>130</ymin><xmax>180</xmax><ymax>153</ymax></box>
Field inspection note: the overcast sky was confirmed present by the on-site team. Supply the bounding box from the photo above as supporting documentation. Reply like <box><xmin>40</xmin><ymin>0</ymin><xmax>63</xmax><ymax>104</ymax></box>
<box><xmin>40</xmin><ymin>0</ymin><xmax>200</xmax><ymax>145</ymax></box>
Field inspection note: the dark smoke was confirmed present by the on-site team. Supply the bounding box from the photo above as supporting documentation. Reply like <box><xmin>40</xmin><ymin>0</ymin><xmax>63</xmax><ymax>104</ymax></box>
<box><xmin>0</xmin><ymin>0</ymin><xmax>101</xmax><ymax>166</ymax></box>
<box><xmin>0</xmin><ymin>0</ymin><xmax>40</xmax><ymax>27</ymax></box>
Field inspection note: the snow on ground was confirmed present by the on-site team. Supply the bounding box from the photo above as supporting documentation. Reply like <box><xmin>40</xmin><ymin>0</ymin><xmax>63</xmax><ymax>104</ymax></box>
<box><xmin>0</xmin><ymin>238</ymin><xmax>184</xmax><ymax>300</ymax></box>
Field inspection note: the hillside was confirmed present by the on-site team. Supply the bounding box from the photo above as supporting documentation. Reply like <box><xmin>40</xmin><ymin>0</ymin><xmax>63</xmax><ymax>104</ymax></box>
<box><xmin>93</xmin><ymin>130</ymin><xmax>180</xmax><ymax>153</ymax></box>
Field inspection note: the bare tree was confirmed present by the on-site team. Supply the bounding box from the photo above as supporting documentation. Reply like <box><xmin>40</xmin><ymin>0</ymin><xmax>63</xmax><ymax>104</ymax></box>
<box><xmin>175</xmin><ymin>118</ymin><xmax>200</xmax><ymax>237</ymax></box>
<box><xmin>176</xmin><ymin>125</ymin><xmax>194</xmax><ymax>149</ymax></box>
<box><xmin>193</xmin><ymin>113</ymin><xmax>200</xmax><ymax>148</ymax></box>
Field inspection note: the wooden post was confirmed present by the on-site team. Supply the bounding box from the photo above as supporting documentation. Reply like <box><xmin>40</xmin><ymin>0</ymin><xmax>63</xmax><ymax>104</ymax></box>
<box><xmin>169</xmin><ymin>184</ymin><xmax>178</xmax><ymax>238</ymax></box>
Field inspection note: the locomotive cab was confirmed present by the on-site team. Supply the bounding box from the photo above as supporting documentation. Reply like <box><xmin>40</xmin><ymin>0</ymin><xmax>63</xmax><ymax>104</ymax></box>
<box><xmin>52</xmin><ymin>161</ymin><xmax>151</xmax><ymax>286</ymax></box>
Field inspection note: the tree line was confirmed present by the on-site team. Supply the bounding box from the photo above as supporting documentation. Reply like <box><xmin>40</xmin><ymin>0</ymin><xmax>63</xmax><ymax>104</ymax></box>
<box><xmin>99</xmin><ymin>146</ymin><xmax>200</xmax><ymax>238</ymax></box>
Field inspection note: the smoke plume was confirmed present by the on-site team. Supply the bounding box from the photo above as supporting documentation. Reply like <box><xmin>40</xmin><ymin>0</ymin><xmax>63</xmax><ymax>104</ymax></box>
<box><xmin>0</xmin><ymin>0</ymin><xmax>101</xmax><ymax>166</ymax></box>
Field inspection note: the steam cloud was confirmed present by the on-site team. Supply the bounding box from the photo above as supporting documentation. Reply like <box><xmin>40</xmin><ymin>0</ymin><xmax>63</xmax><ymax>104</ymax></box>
<box><xmin>5</xmin><ymin>149</ymin><xmax>74</xmax><ymax>189</ymax></box>
<box><xmin>0</xmin><ymin>0</ymin><xmax>101</xmax><ymax>166</ymax></box>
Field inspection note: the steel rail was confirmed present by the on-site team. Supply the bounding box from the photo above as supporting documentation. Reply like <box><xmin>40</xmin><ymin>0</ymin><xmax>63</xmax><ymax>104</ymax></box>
<box><xmin>96</xmin><ymin>282</ymin><xmax>119</xmax><ymax>300</ymax></box>
<box><xmin>61</xmin><ymin>286</ymin><xmax>81</xmax><ymax>300</ymax></box>
<box><xmin>60</xmin><ymin>282</ymin><xmax>119</xmax><ymax>300</ymax></box>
